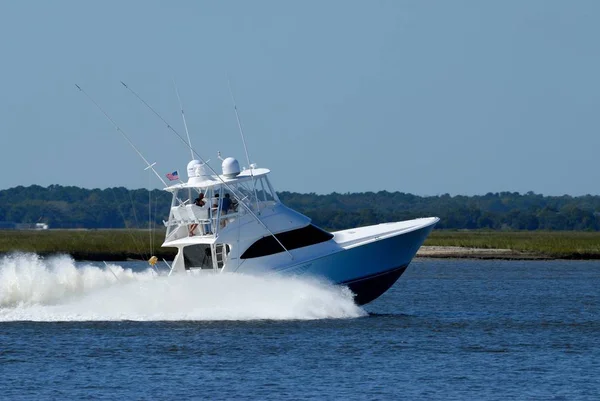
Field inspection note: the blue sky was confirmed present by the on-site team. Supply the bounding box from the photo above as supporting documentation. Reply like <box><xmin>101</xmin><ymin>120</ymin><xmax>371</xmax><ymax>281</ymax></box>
<box><xmin>1</xmin><ymin>1</ymin><xmax>598</xmax><ymax>195</ymax></box>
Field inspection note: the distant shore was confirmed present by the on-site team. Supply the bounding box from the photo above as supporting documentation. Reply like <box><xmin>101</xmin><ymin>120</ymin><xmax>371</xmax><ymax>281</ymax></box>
<box><xmin>1</xmin><ymin>229</ymin><xmax>599</xmax><ymax>261</ymax></box>
<box><xmin>422</xmin><ymin>230</ymin><xmax>600</xmax><ymax>260</ymax></box>
<box><xmin>2</xmin><ymin>246</ymin><xmax>595</xmax><ymax>262</ymax></box>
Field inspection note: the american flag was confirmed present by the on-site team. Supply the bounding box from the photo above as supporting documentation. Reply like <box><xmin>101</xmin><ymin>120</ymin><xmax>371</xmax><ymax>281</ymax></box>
<box><xmin>166</xmin><ymin>170</ymin><xmax>179</xmax><ymax>181</ymax></box>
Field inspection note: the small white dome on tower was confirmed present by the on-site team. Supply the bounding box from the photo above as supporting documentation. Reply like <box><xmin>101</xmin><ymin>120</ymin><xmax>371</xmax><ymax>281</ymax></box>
<box><xmin>187</xmin><ymin>159</ymin><xmax>211</xmax><ymax>179</ymax></box>
<box><xmin>222</xmin><ymin>157</ymin><xmax>241</xmax><ymax>178</ymax></box>
<box><xmin>187</xmin><ymin>160</ymin><xmax>202</xmax><ymax>178</ymax></box>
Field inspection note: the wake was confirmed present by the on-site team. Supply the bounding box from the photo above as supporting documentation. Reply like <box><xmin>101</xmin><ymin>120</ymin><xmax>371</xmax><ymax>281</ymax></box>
<box><xmin>0</xmin><ymin>253</ymin><xmax>365</xmax><ymax>321</ymax></box>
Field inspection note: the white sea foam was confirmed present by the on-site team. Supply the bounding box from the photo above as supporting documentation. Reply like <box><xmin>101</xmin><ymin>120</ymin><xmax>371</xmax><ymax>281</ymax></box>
<box><xmin>0</xmin><ymin>253</ymin><xmax>365</xmax><ymax>321</ymax></box>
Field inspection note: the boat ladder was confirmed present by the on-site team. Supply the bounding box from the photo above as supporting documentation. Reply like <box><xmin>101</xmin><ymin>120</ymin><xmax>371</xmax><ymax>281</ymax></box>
<box><xmin>211</xmin><ymin>244</ymin><xmax>227</xmax><ymax>270</ymax></box>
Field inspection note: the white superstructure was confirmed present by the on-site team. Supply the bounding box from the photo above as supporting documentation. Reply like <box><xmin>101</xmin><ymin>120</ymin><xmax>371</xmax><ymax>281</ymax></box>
<box><xmin>162</xmin><ymin>157</ymin><xmax>439</xmax><ymax>305</ymax></box>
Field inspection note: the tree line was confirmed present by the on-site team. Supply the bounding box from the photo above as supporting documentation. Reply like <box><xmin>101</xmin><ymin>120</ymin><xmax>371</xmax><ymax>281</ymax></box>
<box><xmin>1</xmin><ymin>185</ymin><xmax>599</xmax><ymax>231</ymax></box>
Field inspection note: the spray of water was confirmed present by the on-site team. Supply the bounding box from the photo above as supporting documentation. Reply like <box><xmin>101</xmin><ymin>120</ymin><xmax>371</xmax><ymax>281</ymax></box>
<box><xmin>0</xmin><ymin>253</ymin><xmax>365</xmax><ymax>321</ymax></box>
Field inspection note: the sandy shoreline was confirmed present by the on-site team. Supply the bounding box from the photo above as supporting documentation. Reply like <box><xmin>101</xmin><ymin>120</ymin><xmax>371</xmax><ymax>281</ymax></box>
<box><xmin>416</xmin><ymin>246</ymin><xmax>549</xmax><ymax>260</ymax></box>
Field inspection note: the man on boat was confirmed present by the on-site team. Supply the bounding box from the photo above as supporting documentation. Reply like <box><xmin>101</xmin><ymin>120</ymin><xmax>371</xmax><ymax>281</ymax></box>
<box><xmin>220</xmin><ymin>193</ymin><xmax>233</xmax><ymax>227</ymax></box>
<box><xmin>189</xmin><ymin>193</ymin><xmax>205</xmax><ymax>236</ymax></box>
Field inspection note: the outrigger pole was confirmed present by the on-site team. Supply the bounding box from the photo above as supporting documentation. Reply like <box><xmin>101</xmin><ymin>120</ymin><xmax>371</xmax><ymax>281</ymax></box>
<box><xmin>227</xmin><ymin>78</ymin><xmax>260</xmax><ymax>213</ymax></box>
<box><xmin>75</xmin><ymin>84</ymin><xmax>169</xmax><ymax>189</ymax></box>
<box><xmin>120</xmin><ymin>81</ymin><xmax>294</xmax><ymax>260</ymax></box>
<box><xmin>173</xmin><ymin>79</ymin><xmax>195</xmax><ymax>161</ymax></box>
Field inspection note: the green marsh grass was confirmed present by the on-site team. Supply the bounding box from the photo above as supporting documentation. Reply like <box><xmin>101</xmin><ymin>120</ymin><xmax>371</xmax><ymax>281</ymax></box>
<box><xmin>425</xmin><ymin>230</ymin><xmax>600</xmax><ymax>258</ymax></box>
<box><xmin>1</xmin><ymin>229</ymin><xmax>599</xmax><ymax>260</ymax></box>
<box><xmin>0</xmin><ymin>229</ymin><xmax>174</xmax><ymax>260</ymax></box>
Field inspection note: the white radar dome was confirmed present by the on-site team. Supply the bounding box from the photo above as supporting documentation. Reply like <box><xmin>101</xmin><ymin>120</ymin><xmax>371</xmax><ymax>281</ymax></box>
<box><xmin>187</xmin><ymin>160</ymin><xmax>202</xmax><ymax>178</ymax></box>
<box><xmin>222</xmin><ymin>157</ymin><xmax>241</xmax><ymax>178</ymax></box>
<box><xmin>187</xmin><ymin>160</ymin><xmax>211</xmax><ymax>179</ymax></box>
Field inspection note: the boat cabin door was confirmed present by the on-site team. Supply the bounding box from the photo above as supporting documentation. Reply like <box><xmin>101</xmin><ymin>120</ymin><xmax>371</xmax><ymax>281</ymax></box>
<box><xmin>182</xmin><ymin>243</ymin><xmax>229</xmax><ymax>270</ymax></box>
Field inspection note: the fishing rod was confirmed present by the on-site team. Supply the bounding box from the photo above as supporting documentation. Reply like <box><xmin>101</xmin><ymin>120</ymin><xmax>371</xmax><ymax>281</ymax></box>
<box><xmin>75</xmin><ymin>84</ymin><xmax>169</xmax><ymax>188</ymax></box>
<box><xmin>120</xmin><ymin>81</ymin><xmax>293</xmax><ymax>260</ymax></box>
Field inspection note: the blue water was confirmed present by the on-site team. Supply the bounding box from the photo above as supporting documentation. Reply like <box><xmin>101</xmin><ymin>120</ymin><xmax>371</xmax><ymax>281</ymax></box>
<box><xmin>1</xmin><ymin>256</ymin><xmax>598</xmax><ymax>400</ymax></box>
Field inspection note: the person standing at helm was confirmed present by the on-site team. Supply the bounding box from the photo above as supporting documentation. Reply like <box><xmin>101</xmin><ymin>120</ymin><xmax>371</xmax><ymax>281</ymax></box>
<box><xmin>189</xmin><ymin>193</ymin><xmax>205</xmax><ymax>236</ymax></box>
<box><xmin>212</xmin><ymin>193</ymin><xmax>220</xmax><ymax>210</ymax></box>
<box><xmin>220</xmin><ymin>193</ymin><xmax>233</xmax><ymax>228</ymax></box>
<box><xmin>221</xmin><ymin>193</ymin><xmax>232</xmax><ymax>214</ymax></box>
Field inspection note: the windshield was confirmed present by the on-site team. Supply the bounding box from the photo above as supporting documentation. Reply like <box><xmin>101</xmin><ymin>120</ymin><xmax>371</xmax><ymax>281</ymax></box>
<box><xmin>164</xmin><ymin>175</ymin><xmax>279</xmax><ymax>240</ymax></box>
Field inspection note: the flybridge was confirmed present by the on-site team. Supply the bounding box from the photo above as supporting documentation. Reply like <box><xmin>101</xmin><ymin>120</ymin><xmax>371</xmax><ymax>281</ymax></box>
<box><xmin>165</xmin><ymin>159</ymin><xmax>272</xmax><ymax>191</ymax></box>
<box><xmin>163</xmin><ymin>156</ymin><xmax>280</xmax><ymax>244</ymax></box>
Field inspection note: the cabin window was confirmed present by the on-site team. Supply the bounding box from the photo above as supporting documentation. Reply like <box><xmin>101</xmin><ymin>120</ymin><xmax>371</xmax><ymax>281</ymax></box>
<box><xmin>257</xmin><ymin>177</ymin><xmax>276</xmax><ymax>202</ymax></box>
<box><xmin>183</xmin><ymin>244</ymin><xmax>213</xmax><ymax>269</ymax></box>
<box><xmin>240</xmin><ymin>225</ymin><xmax>334</xmax><ymax>259</ymax></box>
<box><xmin>232</xmin><ymin>176</ymin><xmax>277</xmax><ymax>204</ymax></box>
<box><xmin>183</xmin><ymin>244</ymin><xmax>230</xmax><ymax>269</ymax></box>
<box><xmin>235</xmin><ymin>181</ymin><xmax>254</xmax><ymax>202</ymax></box>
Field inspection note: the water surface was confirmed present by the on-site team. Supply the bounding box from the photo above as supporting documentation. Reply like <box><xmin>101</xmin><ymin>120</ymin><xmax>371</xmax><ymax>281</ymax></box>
<box><xmin>1</xmin><ymin>256</ymin><xmax>598</xmax><ymax>400</ymax></box>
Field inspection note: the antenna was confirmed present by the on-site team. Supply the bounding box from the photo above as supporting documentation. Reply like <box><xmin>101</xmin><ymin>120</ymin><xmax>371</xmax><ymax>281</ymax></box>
<box><xmin>227</xmin><ymin>79</ymin><xmax>253</xmax><ymax>173</ymax></box>
<box><xmin>228</xmin><ymin>78</ymin><xmax>260</xmax><ymax>212</ymax></box>
<box><xmin>75</xmin><ymin>84</ymin><xmax>169</xmax><ymax>188</ymax></box>
<box><xmin>173</xmin><ymin>79</ymin><xmax>194</xmax><ymax>160</ymax></box>
<box><xmin>120</xmin><ymin>81</ymin><xmax>294</xmax><ymax>259</ymax></box>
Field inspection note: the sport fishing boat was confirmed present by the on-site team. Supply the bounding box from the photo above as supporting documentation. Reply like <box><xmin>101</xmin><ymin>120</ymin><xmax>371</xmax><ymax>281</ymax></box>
<box><xmin>162</xmin><ymin>157</ymin><xmax>439</xmax><ymax>305</ymax></box>
<box><xmin>76</xmin><ymin>81</ymin><xmax>439</xmax><ymax>305</ymax></box>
